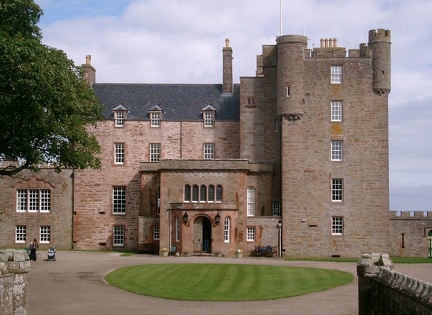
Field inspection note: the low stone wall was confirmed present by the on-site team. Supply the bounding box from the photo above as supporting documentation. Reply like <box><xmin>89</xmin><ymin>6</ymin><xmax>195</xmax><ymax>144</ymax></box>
<box><xmin>357</xmin><ymin>253</ymin><xmax>432</xmax><ymax>315</ymax></box>
<box><xmin>0</xmin><ymin>249</ymin><xmax>30</xmax><ymax>315</ymax></box>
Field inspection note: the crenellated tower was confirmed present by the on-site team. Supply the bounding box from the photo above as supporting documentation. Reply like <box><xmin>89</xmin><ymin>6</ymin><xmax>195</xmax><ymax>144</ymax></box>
<box><xmin>368</xmin><ymin>29</ymin><xmax>391</xmax><ymax>96</ymax></box>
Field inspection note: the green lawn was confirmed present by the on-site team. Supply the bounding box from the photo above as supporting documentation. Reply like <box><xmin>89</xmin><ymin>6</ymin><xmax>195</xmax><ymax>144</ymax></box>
<box><xmin>105</xmin><ymin>264</ymin><xmax>353</xmax><ymax>301</ymax></box>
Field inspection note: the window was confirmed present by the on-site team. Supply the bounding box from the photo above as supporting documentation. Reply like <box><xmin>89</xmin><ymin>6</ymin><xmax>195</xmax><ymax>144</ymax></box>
<box><xmin>247</xmin><ymin>187</ymin><xmax>256</xmax><ymax>217</ymax></box>
<box><xmin>113</xmin><ymin>186</ymin><xmax>126</xmax><ymax>214</ymax></box>
<box><xmin>331</xmin><ymin>179</ymin><xmax>343</xmax><ymax>202</ymax></box>
<box><xmin>15</xmin><ymin>226</ymin><xmax>26</xmax><ymax>243</ymax></box>
<box><xmin>150</xmin><ymin>112</ymin><xmax>161</xmax><ymax>127</ymax></box>
<box><xmin>224</xmin><ymin>217</ymin><xmax>230</xmax><ymax>243</ymax></box>
<box><xmin>150</xmin><ymin>143</ymin><xmax>161</xmax><ymax>162</ymax></box>
<box><xmin>247</xmin><ymin>97</ymin><xmax>256</xmax><ymax>107</ymax></box>
<box><xmin>247</xmin><ymin>227</ymin><xmax>256</xmax><ymax>241</ymax></box>
<box><xmin>192</xmin><ymin>185</ymin><xmax>199</xmax><ymax>202</ymax></box>
<box><xmin>272</xmin><ymin>202</ymin><xmax>281</xmax><ymax>216</ymax></box>
<box><xmin>114</xmin><ymin>143</ymin><xmax>124</xmax><ymax>165</ymax></box>
<box><xmin>331</xmin><ymin>217</ymin><xmax>344</xmax><ymax>235</ymax></box>
<box><xmin>331</xmin><ymin>65</ymin><xmax>342</xmax><ymax>84</ymax></box>
<box><xmin>114</xmin><ymin>111</ymin><xmax>125</xmax><ymax>127</ymax></box>
<box><xmin>286</xmin><ymin>86</ymin><xmax>291</xmax><ymax>97</ymax></box>
<box><xmin>208</xmin><ymin>185</ymin><xmax>215</xmax><ymax>202</ymax></box>
<box><xmin>331</xmin><ymin>141</ymin><xmax>343</xmax><ymax>161</ymax></box>
<box><xmin>113</xmin><ymin>226</ymin><xmax>124</xmax><ymax>246</ymax></box>
<box><xmin>331</xmin><ymin>101</ymin><xmax>343</xmax><ymax>122</ymax></box>
<box><xmin>184</xmin><ymin>185</ymin><xmax>191</xmax><ymax>202</ymax></box>
<box><xmin>200</xmin><ymin>185</ymin><xmax>207</xmax><ymax>202</ymax></box>
<box><xmin>204</xmin><ymin>143</ymin><xmax>214</xmax><ymax>160</ymax></box>
<box><xmin>216</xmin><ymin>185</ymin><xmax>223</xmax><ymax>202</ymax></box>
<box><xmin>17</xmin><ymin>189</ymin><xmax>51</xmax><ymax>212</ymax></box>
<box><xmin>203</xmin><ymin>112</ymin><xmax>214</xmax><ymax>127</ymax></box>
<box><xmin>40</xmin><ymin>226</ymin><xmax>50</xmax><ymax>243</ymax></box>
<box><xmin>156</xmin><ymin>188</ymin><xmax>160</xmax><ymax>215</ymax></box>
<box><xmin>153</xmin><ymin>225</ymin><xmax>160</xmax><ymax>240</ymax></box>
<box><xmin>175</xmin><ymin>217</ymin><xmax>180</xmax><ymax>242</ymax></box>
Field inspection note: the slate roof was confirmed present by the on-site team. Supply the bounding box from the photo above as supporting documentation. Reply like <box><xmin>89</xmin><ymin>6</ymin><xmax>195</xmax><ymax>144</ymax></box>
<box><xmin>93</xmin><ymin>83</ymin><xmax>240</xmax><ymax>121</ymax></box>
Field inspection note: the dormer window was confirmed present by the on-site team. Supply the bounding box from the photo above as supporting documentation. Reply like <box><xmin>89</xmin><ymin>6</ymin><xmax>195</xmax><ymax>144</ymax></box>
<box><xmin>149</xmin><ymin>105</ymin><xmax>164</xmax><ymax>128</ymax></box>
<box><xmin>202</xmin><ymin>105</ymin><xmax>216</xmax><ymax>128</ymax></box>
<box><xmin>112</xmin><ymin>105</ymin><xmax>128</xmax><ymax>127</ymax></box>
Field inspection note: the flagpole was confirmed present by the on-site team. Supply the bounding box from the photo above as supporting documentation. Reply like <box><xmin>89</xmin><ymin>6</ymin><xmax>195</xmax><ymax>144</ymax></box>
<box><xmin>280</xmin><ymin>0</ymin><xmax>282</xmax><ymax>36</ymax></box>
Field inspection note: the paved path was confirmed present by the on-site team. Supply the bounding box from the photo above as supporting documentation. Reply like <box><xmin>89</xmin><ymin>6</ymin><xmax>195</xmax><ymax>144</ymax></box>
<box><xmin>27</xmin><ymin>251</ymin><xmax>431</xmax><ymax>315</ymax></box>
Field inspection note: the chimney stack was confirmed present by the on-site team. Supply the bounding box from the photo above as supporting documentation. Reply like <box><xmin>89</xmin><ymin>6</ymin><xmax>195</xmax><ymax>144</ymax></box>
<box><xmin>222</xmin><ymin>38</ymin><xmax>233</xmax><ymax>94</ymax></box>
<box><xmin>82</xmin><ymin>55</ymin><xmax>96</xmax><ymax>86</ymax></box>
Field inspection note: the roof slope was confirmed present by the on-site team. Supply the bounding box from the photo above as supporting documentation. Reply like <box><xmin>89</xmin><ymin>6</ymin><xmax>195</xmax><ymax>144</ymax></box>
<box><xmin>93</xmin><ymin>83</ymin><xmax>240</xmax><ymax>121</ymax></box>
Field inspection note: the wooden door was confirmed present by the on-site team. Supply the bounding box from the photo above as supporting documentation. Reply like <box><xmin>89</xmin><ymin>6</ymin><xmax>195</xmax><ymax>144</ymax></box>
<box><xmin>193</xmin><ymin>217</ymin><xmax>203</xmax><ymax>252</ymax></box>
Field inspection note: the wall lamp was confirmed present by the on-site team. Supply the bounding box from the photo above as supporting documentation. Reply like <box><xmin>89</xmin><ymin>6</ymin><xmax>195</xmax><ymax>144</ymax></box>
<box><xmin>182</xmin><ymin>212</ymin><xmax>189</xmax><ymax>225</ymax></box>
<box><xmin>214</xmin><ymin>212</ymin><xmax>221</xmax><ymax>225</ymax></box>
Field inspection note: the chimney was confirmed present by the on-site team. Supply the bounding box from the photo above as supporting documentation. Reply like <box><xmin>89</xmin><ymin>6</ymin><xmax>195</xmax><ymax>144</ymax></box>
<box><xmin>82</xmin><ymin>55</ymin><xmax>96</xmax><ymax>85</ymax></box>
<box><xmin>222</xmin><ymin>38</ymin><xmax>233</xmax><ymax>94</ymax></box>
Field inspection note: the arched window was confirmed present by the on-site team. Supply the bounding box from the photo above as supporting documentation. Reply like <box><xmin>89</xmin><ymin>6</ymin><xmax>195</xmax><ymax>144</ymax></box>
<box><xmin>175</xmin><ymin>216</ymin><xmax>180</xmax><ymax>242</ymax></box>
<box><xmin>224</xmin><ymin>217</ymin><xmax>230</xmax><ymax>243</ymax></box>
<box><xmin>216</xmin><ymin>185</ymin><xmax>223</xmax><ymax>202</ymax></box>
<box><xmin>192</xmin><ymin>185</ymin><xmax>199</xmax><ymax>202</ymax></box>
<box><xmin>200</xmin><ymin>185</ymin><xmax>207</xmax><ymax>202</ymax></box>
<box><xmin>208</xmin><ymin>185</ymin><xmax>215</xmax><ymax>202</ymax></box>
<box><xmin>184</xmin><ymin>185</ymin><xmax>191</xmax><ymax>202</ymax></box>
<box><xmin>247</xmin><ymin>187</ymin><xmax>255</xmax><ymax>217</ymax></box>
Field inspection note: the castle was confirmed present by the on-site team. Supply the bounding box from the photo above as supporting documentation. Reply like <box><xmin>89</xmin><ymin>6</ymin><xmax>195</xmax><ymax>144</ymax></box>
<box><xmin>1</xmin><ymin>28</ymin><xmax>431</xmax><ymax>258</ymax></box>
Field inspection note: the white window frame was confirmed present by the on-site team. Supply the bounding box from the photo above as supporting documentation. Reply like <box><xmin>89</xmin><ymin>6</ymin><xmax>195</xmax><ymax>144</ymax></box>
<box><xmin>331</xmin><ymin>217</ymin><xmax>344</xmax><ymax>235</ymax></box>
<box><xmin>153</xmin><ymin>225</ymin><xmax>160</xmax><ymax>240</ymax></box>
<box><xmin>331</xmin><ymin>141</ymin><xmax>343</xmax><ymax>161</ymax></box>
<box><xmin>16</xmin><ymin>189</ymin><xmax>51</xmax><ymax>213</ymax></box>
<box><xmin>113</xmin><ymin>226</ymin><xmax>124</xmax><ymax>246</ymax></box>
<box><xmin>331</xmin><ymin>101</ymin><xmax>343</xmax><ymax>122</ymax></box>
<box><xmin>114</xmin><ymin>143</ymin><xmax>125</xmax><ymax>165</ymax></box>
<box><xmin>113</xmin><ymin>186</ymin><xmax>126</xmax><ymax>214</ymax></box>
<box><xmin>331</xmin><ymin>179</ymin><xmax>343</xmax><ymax>202</ymax></box>
<box><xmin>204</xmin><ymin>143</ymin><xmax>214</xmax><ymax>160</ymax></box>
<box><xmin>184</xmin><ymin>185</ymin><xmax>191</xmax><ymax>202</ymax></box>
<box><xmin>150</xmin><ymin>111</ymin><xmax>161</xmax><ymax>127</ymax></box>
<box><xmin>40</xmin><ymin>226</ymin><xmax>50</xmax><ymax>244</ymax></box>
<box><xmin>224</xmin><ymin>217</ymin><xmax>230</xmax><ymax>243</ymax></box>
<box><xmin>156</xmin><ymin>188</ymin><xmax>160</xmax><ymax>215</ymax></box>
<box><xmin>331</xmin><ymin>65</ymin><xmax>343</xmax><ymax>84</ymax></box>
<box><xmin>15</xmin><ymin>226</ymin><xmax>26</xmax><ymax>244</ymax></box>
<box><xmin>203</xmin><ymin>111</ymin><xmax>215</xmax><ymax>127</ymax></box>
<box><xmin>175</xmin><ymin>217</ymin><xmax>180</xmax><ymax>242</ymax></box>
<box><xmin>272</xmin><ymin>202</ymin><xmax>281</xmax><ymax>216</ymax></box>
<box><xmin>247</xmin><ymin>227</ymin><xmax>256</xmax><ymax>241</ymax></box>
<box><xmin>216</xmin><ymin>185</ymin><xmax>223</xmax><ymax>202</ymax></box>
<box><xmin>150</xmin><ymin>143</ymin><xmax>161</xmax><ymax>162</ymax></box>
<box><xmin>114</xmin><ymin>111</ymin><xmax>125</xmax><ymax>127</ymax></box>
<box><xmin>247</xmin><ymin>187</ymin><xmax>256</xmax><ymax>217</ymax></box>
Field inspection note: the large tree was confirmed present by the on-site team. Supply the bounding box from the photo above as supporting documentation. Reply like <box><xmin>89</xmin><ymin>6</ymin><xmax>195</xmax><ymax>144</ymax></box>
<box><xmin>0</xmin><ymin>0</ymin><xmax>103</xmax><ymax>176</ymax></box>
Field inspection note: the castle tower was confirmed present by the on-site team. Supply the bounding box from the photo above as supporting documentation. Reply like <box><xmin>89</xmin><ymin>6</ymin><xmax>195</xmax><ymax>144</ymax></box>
<box><xmin>368</xmin><ymin>29</ymin><xmax>391</xmax><ymax>96</ymax></box>
<box><xmin>276</xmin><ymin>35</ymin><xmax>308</xmax><ymax>118</ymax></box>
<box><xmin>222</xmin><ymin>38</ymin><xmax>233</xmax><ymax>94</ymax></box>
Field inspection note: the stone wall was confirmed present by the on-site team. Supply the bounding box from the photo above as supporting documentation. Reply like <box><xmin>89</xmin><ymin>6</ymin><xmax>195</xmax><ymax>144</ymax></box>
<box><xmin>0</xmin><ymin>249</ymin><xmax>30</xmax><ymax>315</ymax></box>
<box><xmin>357</xmin><ymin>253</ymin><xmax>432</xmax><ymax>315</ymax></box>
<box><xmin>390</xmin><ymin>211</ymin><xmax>432</xmax><ymax>257</ymax></box>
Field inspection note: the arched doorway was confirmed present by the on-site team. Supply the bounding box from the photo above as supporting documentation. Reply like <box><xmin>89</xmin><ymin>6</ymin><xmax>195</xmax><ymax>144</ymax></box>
<box><xmin>428</xmin><ymin>230</ymin><xmax>432</xmax><ymax>258</ymax></box>
<box><xmin>193</xmin><ymin>216</ymin><xmax>212</xmax><ymax>253</ymax></box>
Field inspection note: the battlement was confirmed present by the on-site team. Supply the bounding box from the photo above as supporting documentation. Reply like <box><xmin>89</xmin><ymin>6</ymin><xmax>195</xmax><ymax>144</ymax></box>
<box><xmin>368</xmin><ymin>29</ymin><xmax>391</xmax><ymax>43</ymax></box>
<box><xmin>390</xmin><ymin>210</ymin><xmax>432</xmax><ymax>219</ymax></box>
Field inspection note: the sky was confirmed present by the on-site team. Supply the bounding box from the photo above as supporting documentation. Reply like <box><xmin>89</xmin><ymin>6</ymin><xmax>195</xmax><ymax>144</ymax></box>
<box><xmin>34</xmin><ymin>0</ymin><xmax>432</xmax><ymax>211</ymax></box>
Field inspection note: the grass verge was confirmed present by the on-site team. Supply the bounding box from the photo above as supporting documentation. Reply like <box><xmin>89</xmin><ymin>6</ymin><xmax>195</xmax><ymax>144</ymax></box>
<box><xmin>105</xmin><ymin>264</ymin><xmax>353</xmax><ymax>301</ymax></box>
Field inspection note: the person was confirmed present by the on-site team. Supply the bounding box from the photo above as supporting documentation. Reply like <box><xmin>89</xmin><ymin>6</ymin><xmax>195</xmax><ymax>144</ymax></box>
<box><xmin>29</xmin><ymin>238</ymin><xmax>39</xmax><ymax>261</ymax></box>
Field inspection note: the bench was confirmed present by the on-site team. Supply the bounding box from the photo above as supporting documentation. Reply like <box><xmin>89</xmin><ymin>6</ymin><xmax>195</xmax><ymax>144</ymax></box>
<box><xmin>250</xmin><ymin>245</ymin><xmax>276</xmax><ymax>257</ymax></box>
<box><xmin>136</xmin><ymin>243</ymin><xmax>158</xmax><ymax>254</ymax></box>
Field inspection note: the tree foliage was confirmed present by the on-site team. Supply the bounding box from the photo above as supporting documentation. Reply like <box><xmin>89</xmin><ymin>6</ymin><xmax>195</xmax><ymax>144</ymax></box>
<box><xmin>0</xmin><ymin>0</ymin><xmax>103</xmax><ymax>176</ymax></box>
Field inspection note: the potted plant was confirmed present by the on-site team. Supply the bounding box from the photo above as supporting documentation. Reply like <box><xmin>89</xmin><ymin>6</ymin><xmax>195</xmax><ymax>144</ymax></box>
<box><xmin>161</xmin><ymin>248</ymin><xmax>169</xmax><ymax>257</ymax></box>
<box><xmin>236</xmin><ymin>249</ymin><xmax>243</xmax><ymax>258</ymax></box>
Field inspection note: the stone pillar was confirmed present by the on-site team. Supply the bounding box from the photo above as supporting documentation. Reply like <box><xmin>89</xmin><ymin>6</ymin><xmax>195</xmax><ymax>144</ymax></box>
<box><xmin>0</xmin><ymin>250</ymin><xmax>30</xmax><ymax>315</ymax></box>
<box><xmin>357</xmin><ymin>253</ymin><xmax>380</xmax><ymax>315</ymax></box>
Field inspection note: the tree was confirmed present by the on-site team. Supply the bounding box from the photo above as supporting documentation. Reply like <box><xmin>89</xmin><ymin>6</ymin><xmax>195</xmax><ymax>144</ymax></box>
<box><xmin>0</xmin><ymin>0</ymin><xmax>103</xmax><ymax>176</ymax></box>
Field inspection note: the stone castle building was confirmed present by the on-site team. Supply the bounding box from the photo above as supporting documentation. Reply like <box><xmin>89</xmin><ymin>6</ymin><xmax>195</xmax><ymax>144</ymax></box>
<box><xmin>1</xmin><ymin>28</ymin><xmax>431</xmax><ymax>258</ymax></box>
